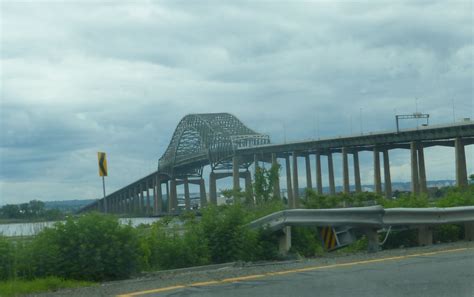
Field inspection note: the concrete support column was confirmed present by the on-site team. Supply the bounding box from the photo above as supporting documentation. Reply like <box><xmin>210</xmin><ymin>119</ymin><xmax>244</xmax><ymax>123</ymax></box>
<box><xmin>155</xmin><ymin>177</ymin><xmax>162</xmax><ymax>215</ymax></box>
<box><xmin>169</xmin><ymin>179</ymin><xmax>177</xmax><ymax>212</ymax></box>
<box><xmin>418</xmin><ymin>144</ymin><xmax>427</xmax><ymax>194</ymax></box>
<box><xmin>254</xmin><ymin>154</ymin><xmax>259</xmax><ymax>177</ymax></box>
<box><xmin>464</xmin><ymin>222</ymin><xmax>474</xmax><ymax>241</ymax></box>
<box><xmin>140</xmin><ymin>184</ymin><xmax>145</xmax><ymax>215</ymax></box>
<box><xmin>128</xmin><ymin>189</ymin><xmax>132</xmax><ymax>213</ymax></box>
<box><xmin>245</xmin><ymin>171</ymin><xmax>253</xmax><ymax>205</ymax></box>
<box><xmin>383</xmin><ymin>149</ymin><xmax>392</xmax><ymax>198</ymax></box>
<box><xmin>342</xmin><ymin>147</ymin><xmax>350</xmax><ymax>194</ymax></box>
<box><xmin>327</xmin><ymin>153</ymin><xmax>336</xmax><ymax>195</ymax></box>
<box><xmin>410</xmin><ymin>141</ymin><xmax>420</xmax><ymax>195</ymax></box>
<box><xmin>146</xmin><ymin>183</ymin><xmax>151</xmax><ymax>215</ymax></box>
<box><xmin>285</xmin><ymin>156</ymin><xmax>294</xmax><ymax>208</ymax></box>
<box><xmin>315</xmin><ymin>152</ymin><xmax>323</xmax><ymax>194</ymax></box>
<box><xmin>455</xmin><ymin>137</ymin><xmax>468</xmax><ymax>188</ymax></box>
<box><xmin>365</xmin><ymin>228</ymin><xmax>379</xmax><ymax>253</ymax></box>
<box><xmin>271</xmin><ymin>153</ymin><xmax>281</xmax><ymax>199</ymax></box>
<box><xmin>184</xmin><ymin>178</ymin><xmax>190</xmax><ymax>211</ymax></box>
<box><xmin>135</xmin><ymin>187</ymin><xmax>140</xmax><ymax>214</ymax></box>
<box><xmin>417</xmin><ymin>226</ymin><xmax>433</xmax><ymax>246</ymax></box>
<box><xmin>199</xmin><ymin>179</ymin><xmax>207</xmax><ymax>208</ymax></box>
<box><xmin>279</xmin><ymin>226</ymin><xmax>292</xmax><ymax>255</ymax></box>
<box><xmin>209</xmin><ymin>172</ymin><xmax>217</xmax><ymax>205</ymax></box>
<box><xmin>292</xmin><ymin>152</ymin><xmax>300</xmax><ymax>208</ymax></box>
<box><xmin>165</xmin><ymin>182</ymin><xmax>170</xmax><ymax>213</ymax></box>
<box><xmin>233</xmin><ymin>156</ymin><xmax>240</xmax><ymax>192</ymax></box>
<box><xmin>373</xmin><ymin>147</ymin><xmax>382</xmax><ymax>195</ymax></box>
<box><xmin>305</xmin><ymin>154</ymin><xmax>312</xmax><ymax>190</ymax></box>
<box><xmin>353</xmin><ymin>151</ymin><xmax>362</xmax><ymax>193</ymax></box>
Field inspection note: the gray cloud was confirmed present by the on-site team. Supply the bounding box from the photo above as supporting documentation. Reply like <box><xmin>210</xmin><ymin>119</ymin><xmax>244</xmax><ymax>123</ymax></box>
<box><xmin>0</xmin><ymin>0</ymin><xmax>473</xmax><ymax>204</ymax></box>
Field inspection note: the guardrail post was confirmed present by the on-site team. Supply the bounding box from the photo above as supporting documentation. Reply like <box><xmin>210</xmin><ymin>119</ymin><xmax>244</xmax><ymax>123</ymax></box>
<box><xmin>279</xmin><ymin>226</ymin><xmax>292</xmax><ymax>255</ymax></box>
<box><xmin>365</xmin><ymin>228</ymin><xmax>379</xmax><ymax>253</ymax></box>
<box><xmin>417</xmin><ymin>226</ymin><xmax>433</xmax><ymax>246</ymax></box>
<box><xmin>464</xmin><ymin>222</ymin><xmax>474</xmax><ymax>241</ymax></box>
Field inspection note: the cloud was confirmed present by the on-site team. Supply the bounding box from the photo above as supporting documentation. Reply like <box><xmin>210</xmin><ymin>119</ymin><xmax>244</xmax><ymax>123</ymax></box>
<box><xmin>0</xmin><ymin>1</ymin><xmax>472</xmax><ymax>204</ymax></box>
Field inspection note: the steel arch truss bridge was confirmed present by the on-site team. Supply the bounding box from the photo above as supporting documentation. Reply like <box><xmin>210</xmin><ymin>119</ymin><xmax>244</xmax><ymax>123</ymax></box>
<box><xmin>158</xmin><ymin>113</ymin><xmax>270</xmax><ymax>178</ymax></box>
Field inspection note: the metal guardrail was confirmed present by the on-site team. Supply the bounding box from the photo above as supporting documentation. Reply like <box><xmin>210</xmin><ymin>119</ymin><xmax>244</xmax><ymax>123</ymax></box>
<box><xmin>384</xmin><ymin>206</ymin><xmax>474</xmax><ymax>225</ymax></box>
<box><xmin>249</xmin><ymin>206</ymin><xmax>474</xmax><ymax>231</ymax></box>
<box><xmin>248</xmin><ymin>206</ymin><xmax>385</xmax><ymax>231</ymax></box>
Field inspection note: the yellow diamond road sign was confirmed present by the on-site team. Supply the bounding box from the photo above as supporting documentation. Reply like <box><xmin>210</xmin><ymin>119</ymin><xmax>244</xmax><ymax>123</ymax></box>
<box><xmin>98</xmin><ymin>152</ymin><xmax>108</xmax><ymax>177</ymax></box>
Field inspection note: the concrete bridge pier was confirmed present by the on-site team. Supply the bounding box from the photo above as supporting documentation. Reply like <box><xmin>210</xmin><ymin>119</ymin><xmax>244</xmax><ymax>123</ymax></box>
<box><xmin>373</xmin><ymin>147</ymin><xmax>382</xmax><ymax>195</ymax></box>
<box><xmin>199</xmin><ymin>178</ymin><xmax>207</xmax><ymax>208</ymax></box>
<box><xmin>139</xmin><ymin>184</ymin><xmax>145</xmax><ymax>215</ymax></box>
<box><xmin>169</xmin><ymin>179</ymin><xmax>178</xmax><ymax>213</ymax></box>
<box><xmin>209</xmin><ymin>172</ymin><xmax>217</xmax><ymax>205</ymax></box>
<box><xmin>285</xmin><ymin>155</ymin><xmax>294</xmax><ymax>207</ymax></box>
<box><xmin>146</xmin><ymin>183</ymin><xmax>151</xmax><ymax>215</ymax></box>
<box><xmin>410</xmin><ymin>141</ymin><xmax>420</xmax><ymax>195</ymax></box>
<box><xmin>271</xmin><ymin>153</ymin><xmax>281</xmax><ymax>199</ymax></box>
<box><xmin>327</xmin><ymin>152</ymin><xmax>336</xmax><ymax>195</ymax></box>
<box><xmin>245</xmin><ymin>171</ymin><xmax>253</xmax><ymax>201</ymax></box>
<box><xmin>353</xmin><ymin>151</ymin><xmax>362</xmax><ymax>193</ymax></box>
<box><xmin>342</xmin><ymin>147</ymin><xmax>350</xmax><ymax>194</ymax></box>
<box><xmin>315</xmin><ymin>151</ymin><xmax>323</xmax><ymax>194</ymax></box>
<box><xmin>154</xmin><ymin>177</ymin><xmax>162</xmax><ymax>215</ymax></box>
<box><xmin>305</xmin><ymin>154</ymin><xmax>312</xmax><ymax>190</ymax></box>
<box><xmin>233</xmin><ymin>156</ymin><xmax>240</xmax><ymax>192</ymax></box>
<box><xmin>184</xmin><ymin>178</ymin><xmax>191</xmax><ymax>211</ymax></box>
<box><xmin>292</xmin><ymin>152</ymin><xmax>300</xmax><ymax>208</ymax></box>
<box><xmin>383</xmin><ymin>149</ymin><xmax>392</xmax><ymax>198</ymax></box>
<box><xmin>455</xmin><ymin>137</ymin><xmax>468</xmax><ymax>188</ymax></box>
<box><xmin>164</xmin><ymin>182</ymin><xmax>169</xmax><ymax>212</ymax></box>
<box><xmin>418</xmin><ymin>144</ymin><xmax>427</xmax><ymax>194</ymax></box>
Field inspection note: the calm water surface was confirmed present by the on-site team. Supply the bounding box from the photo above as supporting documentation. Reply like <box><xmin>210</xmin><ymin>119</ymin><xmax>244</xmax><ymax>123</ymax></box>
<box><xmin>0</xmin><ymin>217</ymin><xmax>162</xmax><ymax>237</ymax></box>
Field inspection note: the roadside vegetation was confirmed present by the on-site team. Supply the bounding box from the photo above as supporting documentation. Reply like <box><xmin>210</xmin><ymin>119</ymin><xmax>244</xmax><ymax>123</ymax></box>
<box><xmin>0</xmin><ymin>200</ymin><xmax>64</xmax><ymax>223</ymax></box>
<box><xmin>1</xmin><ymin>167</ymin><xmax>473</xmax><ymax>296</ymax></box>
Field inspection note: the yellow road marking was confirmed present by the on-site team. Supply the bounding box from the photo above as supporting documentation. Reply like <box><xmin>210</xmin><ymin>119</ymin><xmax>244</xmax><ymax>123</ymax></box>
<box><xmin>116</xmin><ymin>247</ymin><xmax>470</xmax><ymax>297</ymax></box>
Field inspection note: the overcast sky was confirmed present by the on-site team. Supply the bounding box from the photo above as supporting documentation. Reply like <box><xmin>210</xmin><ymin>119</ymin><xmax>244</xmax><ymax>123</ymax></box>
<box><xmin>1</xmin><ymin>0</ymin><xmax>473</xmax><ymax>205</ymax></box>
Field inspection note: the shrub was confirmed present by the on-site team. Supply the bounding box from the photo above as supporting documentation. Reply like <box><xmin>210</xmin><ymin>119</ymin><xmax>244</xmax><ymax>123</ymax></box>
<box><xmin>26</xmin><ymin>213</ymin><xmax>141</xmax><ymax>281</ymax></box>
<box><xmin>436</xmin><ymin>186</ymin><xmax>474</xmax><ymax>207</ymax></box>
<box><xmin>0</xmin><ymin>236</ymin><xmax>14</xmax><ymax>280</ymax></box>
<box><xmin>141</xmin><ymin>216</ymin><xmax>210</xmax><ymax>270</ymax></box>
<box><xmin>290</xmin><ymin>227</ymin><xmax>323</xmax><ymax>257</ymax></box>
<box><xmin>200</xmin><ymin>204</ymin><xmax>262</xmax><ymax>263</ymax></box>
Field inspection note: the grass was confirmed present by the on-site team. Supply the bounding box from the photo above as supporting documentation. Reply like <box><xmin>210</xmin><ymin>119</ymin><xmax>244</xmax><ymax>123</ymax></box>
<box><xmin>0</xmin><ymin>277</ymin><xmax>94</xmax><ymax>297</ymax></box>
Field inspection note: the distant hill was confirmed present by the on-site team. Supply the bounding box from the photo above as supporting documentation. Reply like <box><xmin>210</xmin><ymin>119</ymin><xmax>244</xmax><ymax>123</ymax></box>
<box><xmin>43</xmin><ymin>199</ymin><xmax>97</xmax><ymax>212</ymax></box>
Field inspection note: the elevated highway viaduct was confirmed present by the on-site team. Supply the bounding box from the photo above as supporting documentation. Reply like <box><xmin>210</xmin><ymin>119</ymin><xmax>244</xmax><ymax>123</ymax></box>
<box><xmin>80</xmin><ymin>114</ymin><xmax>474</xmax><ymax>215</ymax></box>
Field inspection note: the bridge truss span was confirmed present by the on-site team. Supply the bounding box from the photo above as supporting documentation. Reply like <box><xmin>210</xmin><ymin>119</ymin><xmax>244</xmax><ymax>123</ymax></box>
<box><xmin>158</xmin><ymin>113</ymin><xmax>270</xmax><ymax>178</ymax></box>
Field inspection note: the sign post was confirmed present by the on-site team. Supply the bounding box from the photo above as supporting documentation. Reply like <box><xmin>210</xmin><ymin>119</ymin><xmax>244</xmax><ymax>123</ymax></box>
<box><xmin>97</xmin><ymin>152</ymin><xmax>108</xmax><ymax>213</ymax></box>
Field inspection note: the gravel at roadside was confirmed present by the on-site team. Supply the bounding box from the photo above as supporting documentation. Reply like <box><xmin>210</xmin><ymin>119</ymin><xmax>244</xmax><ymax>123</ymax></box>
<box><xmin>28</xmin><ymin>241</ymin><xmax>474</xmax><ymax>297</ymax></box>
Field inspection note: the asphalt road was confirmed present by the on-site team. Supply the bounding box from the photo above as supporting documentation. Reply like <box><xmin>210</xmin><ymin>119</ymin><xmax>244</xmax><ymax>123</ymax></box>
<box><xmin>120</xmin><ymin>248</ymin><xmax>474</xmax><ymax>297</ymax></box>
<box><xmin>35</xmin><ymin>242</ymin><xmax>474</xmax><ymax>297</ymax></box>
